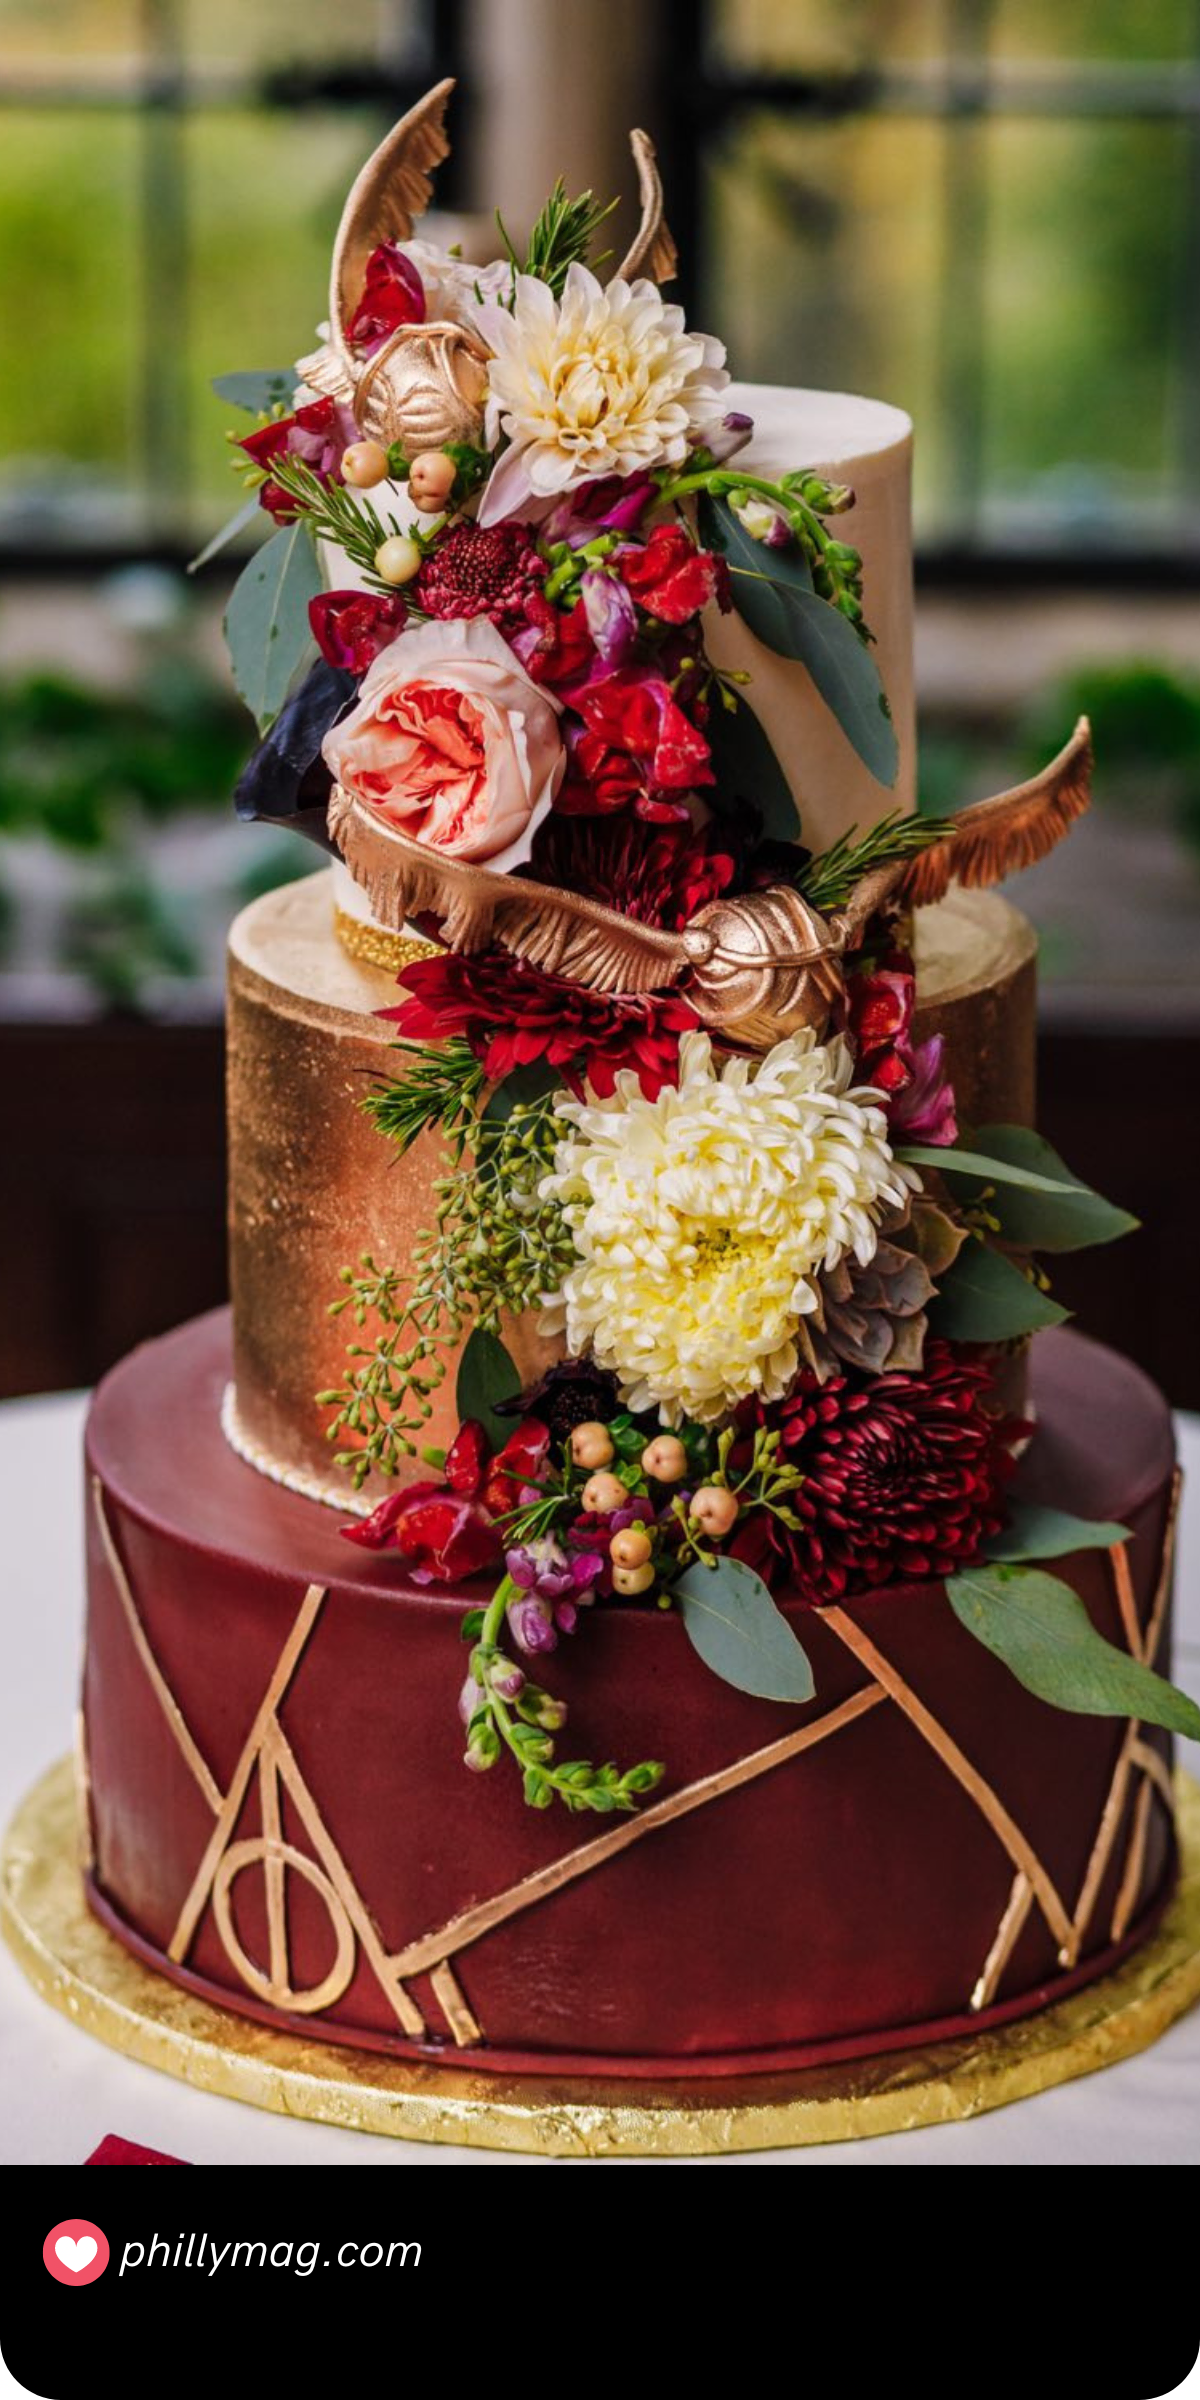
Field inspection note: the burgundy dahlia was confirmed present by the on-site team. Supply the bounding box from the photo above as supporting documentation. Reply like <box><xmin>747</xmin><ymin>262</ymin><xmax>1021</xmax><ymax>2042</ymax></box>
<box><xmin>731</xmin><ymin>1341</ymin><xmax>1024</xmax><ymax>1603</ymax></box>
<box><xmin>414</xmin><ymin>522</ymin><xmax>546</xmax><ymax>627</ymax></box>
<box><xmin>530</xmin><ymin>813</ymin><xmax>735</xmax><ymax>931</ymax></box>
<box><xmin>381</xmin><ymin>948</ymin><xmax>697</xmax><ymax>1101</ymax></box>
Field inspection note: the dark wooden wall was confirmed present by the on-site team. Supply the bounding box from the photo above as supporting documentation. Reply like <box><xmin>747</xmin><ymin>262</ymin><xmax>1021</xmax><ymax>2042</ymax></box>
<box><xmin>0</xmin><ymin>1022</ymin><xmax>1196</xmax><ymax>1410</ymax></box>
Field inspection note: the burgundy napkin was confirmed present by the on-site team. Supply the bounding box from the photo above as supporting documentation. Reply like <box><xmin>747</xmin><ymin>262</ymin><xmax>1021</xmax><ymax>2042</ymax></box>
<box><xmin>86</xmin><ymin>2134</ymin><xmax>187</xmax><ymax>2164</ymax></box>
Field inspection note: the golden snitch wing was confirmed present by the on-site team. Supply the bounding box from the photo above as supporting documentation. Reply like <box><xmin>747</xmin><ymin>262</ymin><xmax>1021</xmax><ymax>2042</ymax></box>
<box><xmin>830</xmin><ymin>718</ymin><xmax>1092</xmax><ymax>940</ymax></box>
<box><xmin>328</xmin><ymin>783</ymin><xmax>843</xmax><ymax>1043</ymax></box>
<box><xmin>615</xmin><ymin>131</ymin><xmax>678</xmax><ymax>286</ymax></box>
<box><xmin>297</xmin><ymin>78</ymin><xmax>456</xmax><ymax>407</ymax></box>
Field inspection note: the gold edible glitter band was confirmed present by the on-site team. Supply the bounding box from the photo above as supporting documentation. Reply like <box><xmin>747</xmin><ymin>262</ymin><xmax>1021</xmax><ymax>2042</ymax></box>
<box><xmin>333</xmin><ymin>907</ymin><xmax>440</xmax><ymax>975</ymax></box>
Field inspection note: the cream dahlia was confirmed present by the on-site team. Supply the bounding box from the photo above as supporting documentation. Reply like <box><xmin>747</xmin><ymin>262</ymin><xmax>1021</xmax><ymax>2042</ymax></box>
<box><xmin>540</xmin><ymin>1031</ymin><xmax>917</xmax><ymax>1425</ymax></box>
<box><xmin>476</xmin><ymin>266</ymin><xmax>729</xmax><ymax>525</ymax></box>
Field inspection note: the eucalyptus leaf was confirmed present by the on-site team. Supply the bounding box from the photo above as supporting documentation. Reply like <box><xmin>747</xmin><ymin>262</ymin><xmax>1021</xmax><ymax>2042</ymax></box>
<box><xmin>926</xmin><ymin>1241</ymin><xmax>1069</xmax><ymax>1342</ymax></box>
<box><xmin>675</xmin><ymin>1557</ymin><xmax>815</xmax><ymax>1703</ymax></box>
<box><xmin>187</xmin><ymin>493</ymin><xmax>261</xmax><ymax>576</ymax></box>
<box><xmin>947</xmin><ymin>1563</ymin><xmax>1200</xmax><ymax>1740</ymax></box>
<box><xmin>985</xmin><ymin>1502</ymin><xmax>1129</xmax><ymax>1564</ymax></box>
<box><xmin>704</xmin><ymin>687</ymin><xmax>801</xmax><ymax>839</ymax></box>
<box><xmin>699</xmin><ymin>495</ymin><xmax>898</xmax><ymax>787</ymax></box>
<box><xmin>212</xmin><ymin>367</ymin><xmax>294</xmax><ymax>413</ymax></box>
<box><xmin>456</xmin><ymin>1327</ymin><xmax>522</xmax><ymax>1448</ymax></box>
<box><xmin>224</xmin><ymin>522</ymin><xmax>323</xmax><ymax>733</ymax></box>
<box><xmin>937</xmin><ymin>1125</ymin><xmax>1138</xmax><ymax>1255</ymax></box>
<box><xmin>898</xmin><ymin>1143</ymin><xmax>1083</xmax><ymax>1197</ymax></box>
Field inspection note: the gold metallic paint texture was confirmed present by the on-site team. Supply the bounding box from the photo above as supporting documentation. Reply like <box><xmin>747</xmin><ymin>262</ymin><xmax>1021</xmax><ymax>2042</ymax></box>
<box><xmin>227</xmin><ymin>875</ymin><xmax>559</xmax><ymax>1509</ymax></box>
<box><xmin>3</xmin><ymin>1757</ymin><xmax>1198</xmax><ymax>2157</ymax></box>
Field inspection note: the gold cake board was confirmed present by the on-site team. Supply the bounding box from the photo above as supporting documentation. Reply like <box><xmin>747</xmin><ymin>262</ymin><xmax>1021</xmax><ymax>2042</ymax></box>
<box><xmin>5</xmin><ymin>1757</ymin><xmax>1200</xmax><ymax>2159</ymax></box>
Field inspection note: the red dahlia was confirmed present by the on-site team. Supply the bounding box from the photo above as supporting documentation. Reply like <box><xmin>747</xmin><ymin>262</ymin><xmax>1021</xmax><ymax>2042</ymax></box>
<box><xmin>731</xmin><ymin>1342</ymin><xmax>1024</xmax><ymax>1603</ymax></box>
<box><xmin>381</xmin><ymin>948</ymin><xmax>697</xmax><ymax>1101</ymax></box>
<box><xmin>415</xmin><ymin>522</ymin><xmax>546</xmax><ymax>627</ymax></box>
<box><xmin>530</xmin><ymin>813</ymin><xmax>735</xmax><ymax>929</ymax></box>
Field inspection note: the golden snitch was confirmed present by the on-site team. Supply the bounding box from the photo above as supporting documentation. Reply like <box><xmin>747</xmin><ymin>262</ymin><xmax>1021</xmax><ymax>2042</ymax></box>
<box><xmin>328</xmin><ymin>718</ymin><xmax>1092</xmax><ymax>1050</ymax></box>
<box><xmin>298</xmin><ymin>79</ymin><xmax>677</xmax><ymax>461</ymax></box>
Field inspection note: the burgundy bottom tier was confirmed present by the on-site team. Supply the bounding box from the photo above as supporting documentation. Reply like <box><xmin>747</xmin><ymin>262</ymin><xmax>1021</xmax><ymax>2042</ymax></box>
<box><xmin>81</xmin><ymin>1310</ymin><xmax>1179</xmax><ymax>2079</ymax></box>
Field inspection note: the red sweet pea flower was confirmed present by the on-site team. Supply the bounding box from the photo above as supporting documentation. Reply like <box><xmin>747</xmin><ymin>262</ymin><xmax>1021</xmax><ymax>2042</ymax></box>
<box><xmin>309</xmin><ymin>589</ymin><xmax>408</xmax><ymax>674</ymax></box>
<box><xmin>579</xmin><ymin>668</ymin><xmax>713</xmax><ymax>792</ymax></box>
<box><xmin>482</xmin><ymin>1420</ymin><xmax>551</xmax><ymax>1517</ymax></box>
<box><xmin>621</xmin><ymin>524</ymin><xmax>731</xmax><ymax>624</ymax></box>
<box><xmin>239</xmin><ymin>396</ymin><xmax>357</xmax><ymax>522</ymax></box>
<box><xmin>556</xmin><ymin>727</ymin><xmax>690</xmax><ymax>823</ymax></box>
<box><xmin>344</xmin><ymin>242</ymin><xmax>426</xmax><ymax>353</ymax></box>
<box><xmin>342</xmin><ymin>1481</ymin><xmax>501</xmax><ymax>1583</ymax></box>
<box><xmin>515</xmin><ymin>595</ymin><xmax>598</xmax><ymax>690</ymax></box>
<box><xmin>843</xmin><ymin>950</ymin><xmax>959</xmax><ymax>1141</ymax></box>
<box><xmin>443</xmin><ymin>1419</ymin><xmax>492</xmax><ymax>1495</ymax></box>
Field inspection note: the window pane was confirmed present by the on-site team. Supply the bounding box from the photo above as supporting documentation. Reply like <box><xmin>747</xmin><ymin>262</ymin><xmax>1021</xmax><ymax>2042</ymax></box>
<box><xmin>186</xmin><ymin>109</ymin><xmax>385</xmax><ymax>526</ymax></box>
<box><xmin>0</xmin><ymin>109</ymin><xmax>144</xmax><ymax>543</ymax></box>
<box><xmin>709</xmin><ymin>0</ymin><xmax>943</xmax><ymax>73</ymax></box>
<box><xmin>992</xmin><ymin>0</ymin><xmax>1192</xmax><ymax>61</ymax></box>
<box><xmin>702</xmin><ymin>112</ymin><xmax>946</xmax><ymax>525</ymax></box>
<box><xmin>979</xmin><ymin>118</ymin><xmax>1188</xmax><ymax>545</ymax></box>
<box><xmin>180</xmin><ymin>0</ymin><xmax>417</xmax><ymax>69</ymax></box>
<box><xmin>0</xmin><ymin>0</ymin><xmax>140</xmax><ymax>71</ymax></box>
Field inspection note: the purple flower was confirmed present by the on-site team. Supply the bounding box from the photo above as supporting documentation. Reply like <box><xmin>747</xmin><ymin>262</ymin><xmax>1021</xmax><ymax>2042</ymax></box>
<box><xmin>458</xmin><ymin>1672</ymin><xmax>485</xmax><ymax>1727</ymax></box>
<box><xmin>890</xmin><ymin>1033</ymin><xmax>959</xmax><ymax>1146</ymax></box>
<box><xmin>730</xmin><ymin>492</ymin><xmax>792</xmax><ymax>548</ymax></box>
<box><xmin>505</xmin><ymin>1538</ymin><xmax>604</xmax><ymax>1655</ymax></box>
<box><xmin>488</xmin><ymin>1656</ymin><xmax>526</xmax><ymax>1701</ymax></box>
<box><xmin>580</xmin><ymin>567</ymin><xmax>638</xmax><ymax>666</ymax></box>
<box><xmin>705</xmin><ymin>411</ymin><xmax>755</xmax><ymax>464</ymax></box>
<box><xmin>542</xmin><ymin>474</ymin><xmax>656</xmax><ymax>547</ymax></box>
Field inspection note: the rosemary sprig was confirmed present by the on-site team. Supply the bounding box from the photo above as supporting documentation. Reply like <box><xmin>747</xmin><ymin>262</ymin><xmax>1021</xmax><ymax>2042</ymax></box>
<box><xmin>255</xmin><ymin>455</ymin><xmax>417</xmax><ymax>594</ymax></box>
<box><xmin>798</xmin><ymin>811</ymin><xmax>954</xmax><ymax>913</ymax></box>
<box><xmin>497</xmin><ymin>179</ymin><xmax>619</xmax><ymax>300</ymax></box>
<box><xmin>362</xmin><ymin>1039</ymin><xmax>486</xmax><ymax>1156</ymax></box>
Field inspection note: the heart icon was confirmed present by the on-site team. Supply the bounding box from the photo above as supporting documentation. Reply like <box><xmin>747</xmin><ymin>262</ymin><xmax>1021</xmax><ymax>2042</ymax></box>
<box><xmin>54</xmin><ymin>2236</ymin><xmax>98</xmax><ymax>2273</ymax></box>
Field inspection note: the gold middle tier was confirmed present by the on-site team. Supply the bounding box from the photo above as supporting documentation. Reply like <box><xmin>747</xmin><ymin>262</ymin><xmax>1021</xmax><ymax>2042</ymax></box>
<box><xmin>226</xmin><ymin>871</ymin><xmax>1036</xmax><ymax>1511</ymax></box>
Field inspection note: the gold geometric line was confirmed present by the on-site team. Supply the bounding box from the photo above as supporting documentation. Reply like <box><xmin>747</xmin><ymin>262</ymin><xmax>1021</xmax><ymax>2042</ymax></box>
<box><xmin>1109</xmin><ymin>1541</ymin><xmax>1141</xmax><ymax>1660</ymax></box>
<box><xmin>1070</xmin><ymin>1728</ymin><xmax>1137</xmax><ymax>1963</ymax></box>
<box><xmin>167</xmin><ymin>1583</ymin><xmax>327</xmax><ymax>1966</ymax></box>
<box><xmin>1143</xmin><ymin>1467</ymin><xmax>1183</xmax><ymax>1672</ymax></box>
<box><xmin>970</xmin><ymin>1871</ymin><xmax>1033</xmax><ymax>2014</ymax></box>
<box><xmin>268</xmin><ymin>1722</ymin><xmax>427</xmax><ymax>2041</ymax></box>
<box><xmin>91</xmin><ymin>1478</ymin><xmax>223</xmax><ymax>1815</ymax></box>
<box><xmin>259</xmin><ymin>1745</ymin><xmax>287</xmax><ymax>1993</ymax></box>
<box><xmin>1112</xmin><ymin>1773</ymin><xmax>1155</xmax><ymax>1944</ymax></box>
<box><xmin>388</xmin><ymin>1682</ymin><xmax>889</xmax><ymax>1983</ymax></box>
<box><xmin>429</xmin><ymin>1961</ymin><xmax>483</xmax><ymax>2048</ymax></box>
<box><xmin>820</xmin><ymin>1607</ymin><xmax>1076</xmax><ymax>1956</ymax></box>
<box><xmin>1130</xmin><ymin>1740</ymin><xmax>1175</xmax><ymax>1812</ymax></box>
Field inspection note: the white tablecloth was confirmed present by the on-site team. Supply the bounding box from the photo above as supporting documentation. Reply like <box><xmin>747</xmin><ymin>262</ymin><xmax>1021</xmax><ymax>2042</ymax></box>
<box><xmin>2</xmin><ymin>1387</ymin><xmax>1197</xmax><ymax>2167</ymax></box>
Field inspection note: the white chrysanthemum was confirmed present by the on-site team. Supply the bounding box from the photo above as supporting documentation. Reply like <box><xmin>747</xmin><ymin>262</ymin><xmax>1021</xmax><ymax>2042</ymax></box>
<box><xmin>540</xmin><ymin>1030</ymin><xmax>918</xmax><ymax>1425</ymax></box>
<box><xmin>476</xmin><ymin>265</ymin><xmax>728</xmax><ymax>524</ymax></box>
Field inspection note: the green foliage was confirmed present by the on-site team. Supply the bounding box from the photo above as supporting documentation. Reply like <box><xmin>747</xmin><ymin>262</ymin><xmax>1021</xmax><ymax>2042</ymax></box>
<box><xmin>211</xmin><ymin>368</ymin><xmax>293</xmax><ymax>414</ymax></box>
<box><xmin>223</xmin><ymin>519</ymin><xmax>323</xmax><ymax>731</ymax></box>
<box><xmin>926</xmin><ymin>1239</ymin><xmax>1069</xmax><ymax>1342</ymax></box>
<box><xmin>322</xmin><ymin>1078</ymin><xmax>574</xmax><ymax>1481</ymax></box>
<box><xmin>927</xmin><ymin>1126</ymin><xmax>1138</xmax><ymax>1254</ymax></box>
<box><xmin>800</xmin><ymin>811</ymin><xmax>953</xmax><ymax>911</ymax></box>
<box><xmin>697</xmin><ymin>486</ymin><xmax>899</xmax><ymax>788</ymax></box>
<box><xmin>985</xmin><ymin>1503</ymin><xmax>1129</xmax><ymax>1564</ymax></box>
<box><xmin>60</xmin><ymin>875</ymin><xmax>199</xmax><ymax>1008</ymax></box>
<box><xmin>505</xmin><ymin>179</ymin><xmax>618</xmax><ymax>298</ymax></box>
<box><xmin>254</xmin><ymin>454</ymin><xmax>414</xmax><ymax>594</ymax></box>
<box><xmin>704</xmin><ymin>683</ymin><xmax>801</xmax><ymax>841</ymax></box>
<box><xmin>363</xmin><ymin>1040</ymin><xmax>486</xmax><ymax>1155</ymax></box>
<box><xmin>464</xmin><ymin>1578</ymin><xmax>663</xmax><ymax>1817</ymax></box>
<box><xmin>675</xmin><ymin>1557</ymin><xmax>815</xmax><ymax>1703</ymax></box>
<box><xmin>0</xmin><ymin>668</ymin><xmax>246</xmax><ymax>852</ymax></box>
<box><xmin>947</xmin><ymin>1563</ymin><xmax>1200</xmax><ymax>1740</ymax></box>
<box><xmin>456</xmin><ymin>1327</ymin><xmax>522</xmax><ymax>1449</ymax></box>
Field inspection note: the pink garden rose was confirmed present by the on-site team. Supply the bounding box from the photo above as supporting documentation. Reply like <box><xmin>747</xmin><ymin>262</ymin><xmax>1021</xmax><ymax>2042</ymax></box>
<box><xmin>322</xmin><ymin>617</ymin><xmax>565</xmax><ymax>871</ymax></box>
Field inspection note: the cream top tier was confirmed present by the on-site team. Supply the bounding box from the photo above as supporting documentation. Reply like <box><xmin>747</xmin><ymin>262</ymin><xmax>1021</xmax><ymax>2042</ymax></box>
<box><xmin>706</xmin><ymin>381</ymin><xmax>915</xmax><ymax>853</ymax></box>
<box><xmin>323</xmin><ymin>380</ymin><xmax>915</xmax><ymax>917</ymax></box>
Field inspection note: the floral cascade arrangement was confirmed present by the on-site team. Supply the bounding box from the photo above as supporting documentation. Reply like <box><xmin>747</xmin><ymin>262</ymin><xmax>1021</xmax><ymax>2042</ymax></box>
<box><xmin>211</xmin><ymin>84</ymin><xmax>1200</xmax><ymax>1817</ymax></box>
